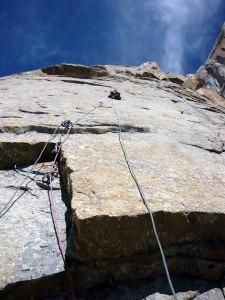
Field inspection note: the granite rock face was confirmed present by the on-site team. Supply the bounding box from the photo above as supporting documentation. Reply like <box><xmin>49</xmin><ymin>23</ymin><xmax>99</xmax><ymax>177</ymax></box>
<box><xmin>1</xmin><ymin>62</ymin><xmax>225</xmax><ymax>299</ymax></box>
<box><xmin>196</xmin><ymin>23</ymin><xmax>225</xmax><ymax>98</ymax></box>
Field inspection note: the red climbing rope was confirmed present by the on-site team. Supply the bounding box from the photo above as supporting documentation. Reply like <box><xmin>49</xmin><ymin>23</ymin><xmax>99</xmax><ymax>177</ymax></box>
<box><xmin>0</xmin><ymin>103</ymin><xmax>99</xmax><ymax>298</ymax></box>
<box><xmin>48</xmin><ymin>126</ymin><xmax>76</xmax><ymax>299</ymax></box>
<box><xmin>47</xmin><ymin>105</ymin><xmax>100</xmax><ymax>299</ymax></box>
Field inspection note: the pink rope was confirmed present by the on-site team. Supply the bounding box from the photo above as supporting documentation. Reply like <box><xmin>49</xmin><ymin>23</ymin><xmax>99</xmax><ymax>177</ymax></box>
<box><xmin>48</xmin><ymin>106</ymin><xmax>99</xmax><ymax>299</ymax></box>
<box><xmin>49</xmin><ymin>126</ymin><xmax>76</xmax><ymax>299</ymax></box>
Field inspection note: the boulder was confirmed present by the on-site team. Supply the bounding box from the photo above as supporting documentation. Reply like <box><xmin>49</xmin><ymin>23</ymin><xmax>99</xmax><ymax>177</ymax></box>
<box><xmin>135</xmin><ymin>62</ymin><xmax>167</xmax><ymax>80</ymax></box>
<box><xmin>196</xmin><ymin>87</ymin><xmax>225</xmax><ymax>106</ymax></box>
<box><xmin>183</xmin><ymin>78</ymin><xmax>203</xmax><ymax>91</ymax></box>
<box><xmin>166</xmin><ymin>72</ymin><xmax>186</xmax><ymax>85</ymax></box>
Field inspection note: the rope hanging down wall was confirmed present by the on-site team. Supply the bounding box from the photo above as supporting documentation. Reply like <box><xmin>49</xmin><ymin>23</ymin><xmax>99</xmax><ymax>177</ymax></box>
<box><xmin>0</xmin><ymin>126</ymin><xmax>60</xmax><ymax>219</ymax></box>
<box><xmin>1</xmin><ymin>93</ymin><xmax>177</xmax><ymax>299</ymax></box>
<box><xmin>0</xmin><ymin>105</ymin><xmax>99</xmax><ymax>219</ymax></box>
<box><xmin>0</xmin><ymin>104</ymin><xmax>100</xmax><ymax>300</ymax></box>
<box><xmin>40</xmin><ymin>105</ymin><xmax>100</xmax><ymax>299</ymax></box>
<box><xmin>47</xmin><ymin>119</ymin><xmax>77</xmax><ymax>300</ymax></box>
<box><xmin>110</xmin><ymin>96</ymin><xmax>178</xmax><ymax>300</ymax></box>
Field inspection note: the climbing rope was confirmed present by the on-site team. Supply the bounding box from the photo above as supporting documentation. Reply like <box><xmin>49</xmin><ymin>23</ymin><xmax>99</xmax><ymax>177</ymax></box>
<box><xmin>0</xmin><ymin>126</ymin><xmax>60</xmax><ymax>219</ymax></box>
<box><xmin>0</xmin><ymin>105</ymin><xmax>99</xmax><ymax>219</ymax></box>
<box><xmin>0</xmin><ymin>93</ymin><xmax>177</xmax><ymax>298</ymax></box>
<box><xmin>111</xmin><ymin>98</ymin><xmax>178</xmax><ymax>300</ymax></box>
<box><xmin>0</xmin><ymin>104</ymin><xmax>101</xmax><ymax>299</ymax></box>
<box><xmin>47</xmin><ymin>123</ymin><xmax>76</xmax><ymax>300</ymax></box>
<box><xmin>43</xmin><ymin>105</ymin><xmax>100</xmax><ymax>299</ymax></box>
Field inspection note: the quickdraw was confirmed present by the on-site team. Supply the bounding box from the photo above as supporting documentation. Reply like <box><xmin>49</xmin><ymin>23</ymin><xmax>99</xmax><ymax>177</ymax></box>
<box><xmin>42</xmin><ymin>171</ymin><xmax>55</xmax><ymax>185</ymax></box>
<box><xmin>51</xmin><ymin>142</ymin><xmax>62</xmax><ymax>154</ymax></box>
<box><xmin>61</xmin><ymin>120</ymin><xmax>73</xmax><ymax>129</ymax></box>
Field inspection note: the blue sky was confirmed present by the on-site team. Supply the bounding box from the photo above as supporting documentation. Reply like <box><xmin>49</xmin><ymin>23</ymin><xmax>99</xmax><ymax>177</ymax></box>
<box><xmin>0</xmin><ymin>0</ymin><xmax>224</xmax><ymax>77</ymax></box>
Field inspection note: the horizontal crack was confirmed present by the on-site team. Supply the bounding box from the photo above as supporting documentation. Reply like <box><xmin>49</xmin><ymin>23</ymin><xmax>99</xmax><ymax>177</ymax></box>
<box><xmin>0</xmin><ymin>124</ymin><xmax>151</xmax><ymax>134</ymax></box>
<box><xmin>198</xmin><ymin>106</ymin><xmax>223</xmax><ymax>113</ymax></box>
<box><xmin>61</xmin><ymin>79</ymin><xmax>111</xmax><ymax>88</ymax></box>
<box><xmin>187</xmin><ymin>120</ymin><xmax>202</xmax><ymax>124</ymax></box>
<box><xmin>0</xmin><ymin>141</ymin><xmax>55</xmax><ymax>169</ymax></box>
<box><xmin>19</xmin><ymin>109</ymin><xmax>49</xmax><ymax>115</ymax></box>
<box><xmin>1</xmin><ymin>116</ymin><xmax>22</xmax><ymax>119</ymax></box>
<box><xmin>180</xmin><ymin>141</ymin><xmax>224</xmax><ymax>154</ymax></box>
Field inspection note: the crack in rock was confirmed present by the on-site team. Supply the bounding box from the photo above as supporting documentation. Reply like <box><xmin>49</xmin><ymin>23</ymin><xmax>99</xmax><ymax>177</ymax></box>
<box><xmin>61</xmin><ymin>79</ymin><xmax>111</xmax><ymax>88</ymax></box>
<box><xmin>19</xmin><ymin>109</ymin><xmax>49</xmax><ymax>115</ymax></box>
<box><xmin>0</xmin><ymin>124</ymin><xmax>151</xmax><ymax>135</ymax></box>
<box><xmin>180</xmin><ymin>141</ymin><xmax>224</xmax><ymax>154</ymax></box>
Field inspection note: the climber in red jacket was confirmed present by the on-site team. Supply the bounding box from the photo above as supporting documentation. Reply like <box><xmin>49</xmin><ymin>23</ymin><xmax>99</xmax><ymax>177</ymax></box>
<box><xmin>108</xmin><ymin>89</ymin><xmax>121</xmax><ymax>100</ymax></box>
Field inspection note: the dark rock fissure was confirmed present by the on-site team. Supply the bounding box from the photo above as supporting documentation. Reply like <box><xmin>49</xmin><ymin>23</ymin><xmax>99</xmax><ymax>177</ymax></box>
<box><xmin>0</xmin><ymin>116</ymin><xmax>22</xmax><ymax>119</ymax></box>
<box><xmin>0</xmin><ymin>141</ymin><xmax>55</xmax><ymax>169</ymax></box>
<box><xmin>61</xmin><ymin>79</ymin><xmax>111</xmax><ymax>88</ymax></box>
<box><xmin>18</xmin><ymin>109</ymin><xmax>49</xmax><ymax>115</ymax></box>
<box><xmin>198</xmin><ymin>106</ymin><xmax>223</xmax><ymax>113</ymax></box>
<box><xmin>180</xmin><ymin>141</ymin><xmax>224</xmax><ymax>154</ymax></box>
<box><xmin>0</xmin><ymin>124</ymin><xmax>151</xmax><ymax>135</ymax></box>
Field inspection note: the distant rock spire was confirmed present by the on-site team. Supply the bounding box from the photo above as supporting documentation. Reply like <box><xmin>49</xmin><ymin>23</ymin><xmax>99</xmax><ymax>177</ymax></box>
<box><xmin>196</xmin><ymin>22</ymin><xmax>225</xmax><ymax>98</ymax></box>
<box><xmin>207</xmin><ymin>21</ymin><xmax>225</xmax><ymax>65</ymax></box>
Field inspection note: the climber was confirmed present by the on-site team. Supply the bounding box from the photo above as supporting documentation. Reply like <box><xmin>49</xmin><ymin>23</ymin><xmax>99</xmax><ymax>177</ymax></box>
<box><xmin>108</xmin><ymin>89</ymin><xmax>121</xmax><ymax>100</ymax></box>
